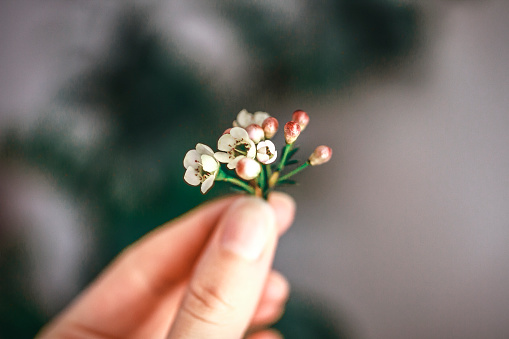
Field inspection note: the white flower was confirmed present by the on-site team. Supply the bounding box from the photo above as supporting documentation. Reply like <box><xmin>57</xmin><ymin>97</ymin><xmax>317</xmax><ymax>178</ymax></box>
<box><xmin>183</xmin><ymin>143</ymin><xmax>219</xmax><ymax>194</ymax></box>
<box><xmin>256</xmin><ymin>140</ymin><xmax>278</xmax><ymax>164</ymax></box>
<box><xmin>214</xmin><ymin>127</ymin><xmax>256</xmax><ymax>169</ymax></box>
<box><xmin>233</xmin><ymin>109</ymin><xmax>270</xmax><ymax>128</ymax></box>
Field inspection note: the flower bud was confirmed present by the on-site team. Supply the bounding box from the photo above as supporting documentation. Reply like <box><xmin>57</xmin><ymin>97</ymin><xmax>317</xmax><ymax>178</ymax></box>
<box><xmin>245</xmin><ymin>124</ymin><xmax>265</xmax><ymax>144</ymax></box>
<box><xmin>222</xmin><ymin>127</ymin><xmax>232</xmax><ymax>135</ymax></box>
<box><xmin>262</xmin><ymin>117</ymin><xmax>279</xmax><ymax>139</ymax></box>
<box><xmin>284</xmin><ymin>121</ymin><xmax>301</xmax><ymax>144</ymax></box>
<box><xmin>235</xmin><ymin>157</ymin><xmax>261</xmax><ymax>180</ymax></box>
<box><xmin>292</xmin><ymin>110</ymin><xmax>309</xmax><ymax>130</ymax></box>
<box><xmin>308</xmin><ymin>145</ymin><xmax>332</xmax><ymax>166</ymax></box>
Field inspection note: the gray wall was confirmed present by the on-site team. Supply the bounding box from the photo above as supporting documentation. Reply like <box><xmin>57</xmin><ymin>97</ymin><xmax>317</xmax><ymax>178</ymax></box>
<box><xmin>275</xmin><ymin>2</ymin><xmax>509</xmax><ymax>338</ymax></box>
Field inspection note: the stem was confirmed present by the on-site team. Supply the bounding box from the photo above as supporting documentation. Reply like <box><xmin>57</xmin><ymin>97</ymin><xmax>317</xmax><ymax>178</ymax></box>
<box><xmin>276</xmin><ymin>143</ymin><xmax>293</xmax><ymax>172</ymax></box>
<box><xmin>265</xmin><ymin>163</ymin><xmax>273</xmax><ymax>180</ymax></box>
<box><xmin>261</xmin><ymin>165</ymin><xmax>272</xmax><ymax>200</ymax></box>
<box><xmin>278</xmin><ymin>162</ymin><xmax>310</xmax><ymax>182</ymax></box>
<box><xmin>259</xmin><ymin>164</ymin><xmax>266</xmax><ymax>191</ymax></box>
<box><xmin>216</xmin><ymin>172</ymin><xmax>255</xmax><ymax>194</ymax></box>
<box><xmin>226</xmin><ymin>177</ymin><xmax>255</xmax><ymax>194</ymax></box>
<box><xmin>254</xmin><ymin>185</ymin><xmax>263</xmax><ymax>198</ymax></box>
<box><xmin>268</xmin><ymin>172</ymin><xmax>279</xmax><ymax>188</ymax></box>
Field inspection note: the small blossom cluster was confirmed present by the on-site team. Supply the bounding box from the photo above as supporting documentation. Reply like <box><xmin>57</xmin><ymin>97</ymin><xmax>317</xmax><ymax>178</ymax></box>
<box><xmin>184</xmin><ymin>109</ymin><xmax>332</xmax><ymax>197</ymax></box>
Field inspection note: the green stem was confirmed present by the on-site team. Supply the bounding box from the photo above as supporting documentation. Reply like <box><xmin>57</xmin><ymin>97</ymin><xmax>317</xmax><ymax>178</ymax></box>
<box><xmin>265</xmin><ymin>163</ymin><xmax>273</xmax><ymax>180</ymax></box>
<box><xmin>224</xmin><ymin>177</ymin><xmax>255</xmax><ymax>194</ymax></box>
<box><xmin>259</xmin><ymin>164</ymin><xmax>266</xmax><ymax>191</ymax></box>
<box><xmin>216</xmin><ymin>169</ymin><xmax>255</xmax><ymax>194</ymax></box>
<box><xmin>278</xmin><ymin>162</ymin><xmax>310</xmax><ymax>182</ymax></box>
<box><xmin>277</xmin><ymin>144</ymin><xmax>293</xmax><ymax>172</ymax></box>
<box><xmin>261</xmin><ymin>165</ymin><xmax>272</xmax><ymax>200</ymax></box>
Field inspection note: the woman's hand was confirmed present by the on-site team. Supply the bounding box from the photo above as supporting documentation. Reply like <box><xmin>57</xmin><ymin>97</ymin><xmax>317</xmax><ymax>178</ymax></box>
<box><xmin>37</xmin><ymin>192</ymin><xmax>295</xmax><ymax>339</ymax></box>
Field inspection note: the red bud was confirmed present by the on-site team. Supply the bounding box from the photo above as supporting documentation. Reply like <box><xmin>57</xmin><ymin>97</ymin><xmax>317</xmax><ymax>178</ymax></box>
<box><xmin>284</xmin><ymin>121</ymin><xmax>301</xmax><ymax>144</ymax></box>
<box><xmin>235</xmin><ymin>157</ymin><xmax>261</xmax><ymax>180</ymax></box>
<box><xmin>262</xmin><ymin>117</ymin><xmax>279</xmax><ymax>139</ymax></box>
<box><xmin>292</xmin><ymin>110</ymin><xmax>309</xmax><ymax>130</ymax></box>
<box><xmin>308</xmin><ymin>145</ymin><xmax>332</xmax><ymax>166</ymax></box>
<box><xmin>245</xmin><ymin>124</ymin><xmax>265</xmax><ymax>143</ymax></box>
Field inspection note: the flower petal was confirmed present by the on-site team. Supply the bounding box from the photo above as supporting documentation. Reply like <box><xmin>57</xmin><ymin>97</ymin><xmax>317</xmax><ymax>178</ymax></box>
<box><xmin>201</xmin><ymin>176</ymin><xmax>215</xmax><ymax>194</ymax></box>
<box><xmin>265</xmin><ymin>140</ymin><xmax>276</xmax><ymax>152</ymax></box>
<box><xmin>257</xmin><ymin>141</ymin><xmax>267</xmax><ymax>150</ymax></box>
<box><xmin>257</xmin><ymin>153</ymin><xmax>269</xmax><ymax>163</ymax></box>
<box><xmin>201</xmin><ymin>154</ymin><xmax>219</xmax><ymax>172</ymax></box>
<box><xmin>184</xmin><ymin>167</ymin><xmax>201</xmax><ymax>186</ymax></box>
<box><xmin>246</xmin><ymin>140</ymin><xmax>257</xmax><ymax>158</ymax></box>
<box><xmin>227</xmin><ymin>155</ymin><xmax>244</xmax><ymax>169</ymax></box>
<box><xmin>184</xmin><ymin>150</ymin><xmax>201</xmax><ymax>169</ymax></box>
<box><xmin>214</xmin><ymin>151</ymin><xmax>232</xmax><ymax>163</ymax></box>
<box><xmin>218</xmin><ymin>134</ymin><xmax>235</xmax><ymax>151</ymax></box>
<box><xmin>196</xmin><ymin>143</ymin><xmax>214</xmax><ymax>156</ymax></box>
<box><xmin>230</xmin><ymin>127</ymin><xmax>249</xmax><ymax>140</ymax></box>
<box><xmin>236</xmin><ymin>109</ymin><xmax>252</xmax><ymax>127</ymax></box>
<box><xmin>253</xmin><ymin>111</ymin><xmax>270</xmax><ymax>126</ymax></box>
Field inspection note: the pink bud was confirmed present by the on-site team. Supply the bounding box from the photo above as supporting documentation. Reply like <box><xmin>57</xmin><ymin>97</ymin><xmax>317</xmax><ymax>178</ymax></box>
<box><xmin>308</xmin><ymin>145</ymin><xmax>332</xmax><ymax>166</ymax></box>
<box><xmin>262</xmin><ymin>117</ymin><xmax>279</xmax><ymax>139</ymax></box>
<box><xmin>235</xmin><ymin>157</ymin><xmax>261</xmax><ymax>180</ymax></box>
<box><xmin>245</xmin><ymin>124</ymin><xmax>265</xmax><ymax>144</ymax></box>
<box><xmin>222</xmin><ymin>128</ymin><xmax>232</xmax><ymax>135</ymax></box>
<box><xmin>292</xmin><ymin>110</ymin><xmax>309</xmax><ymax>130</ymax></box>
<box><xmin>284</xmin><ymin>121</ymin><xmax>301</xmax><ymax>144</ymax></box>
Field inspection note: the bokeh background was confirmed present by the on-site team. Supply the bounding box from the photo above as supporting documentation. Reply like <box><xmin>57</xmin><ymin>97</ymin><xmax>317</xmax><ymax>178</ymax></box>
<box><xmin>1</xmin><ymin>0</ymin><xmax>509</xmax><ymax>338</ymax></box>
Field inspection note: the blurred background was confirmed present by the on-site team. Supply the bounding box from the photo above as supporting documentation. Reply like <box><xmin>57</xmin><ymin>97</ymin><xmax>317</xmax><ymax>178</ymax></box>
<box><xmin>1</xmin><ymin>0</ymin><xmax>509</xmax><ymax>338</ymax></box>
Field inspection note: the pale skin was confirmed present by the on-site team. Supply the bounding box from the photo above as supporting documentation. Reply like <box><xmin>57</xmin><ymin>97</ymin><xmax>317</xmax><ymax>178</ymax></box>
<box><xmin>37</xmin><ymin>192</ymin><xmax>296</xmax><ymax>339</ymax></box>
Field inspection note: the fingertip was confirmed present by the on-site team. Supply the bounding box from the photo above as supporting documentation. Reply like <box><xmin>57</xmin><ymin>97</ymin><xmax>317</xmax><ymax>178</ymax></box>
<box><xmin>250</xmin><ymin>271</ymin><xmax>289</xmax><ymax>328</ymax></box>
<box><xmin>265</xmin><ymin>271</ymin><xmax>290</xmax><ymax>302</ymax></box>
<box><xmin>220</xmin><ymin>196</ymin><xmax>277</xmax><ymax>261</ymax></box>
<box><xmin>268</xmin><ymin>192</ymin><xmax>296</xmax><ymax>236</ymax></box>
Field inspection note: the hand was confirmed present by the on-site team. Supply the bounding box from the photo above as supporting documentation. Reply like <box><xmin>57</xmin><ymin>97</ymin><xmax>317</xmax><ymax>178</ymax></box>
<box><xmin>37</xmin><ymin>192</ymin><xmax>295</xmax><ymax>339</ymax></box>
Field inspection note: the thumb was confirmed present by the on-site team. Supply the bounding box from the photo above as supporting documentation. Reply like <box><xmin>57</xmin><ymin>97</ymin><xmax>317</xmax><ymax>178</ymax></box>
<box><xmin>168</xmin><ymin>197</ymin><xmax>278</xmax><ymax>339</ymax></box>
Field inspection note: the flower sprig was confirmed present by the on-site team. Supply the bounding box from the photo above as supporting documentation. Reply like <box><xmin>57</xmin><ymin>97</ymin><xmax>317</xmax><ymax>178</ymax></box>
<box><xmin>183</xmin><ymin>109</ymin><xmax>332</xmax><ymax>199</ymax></box>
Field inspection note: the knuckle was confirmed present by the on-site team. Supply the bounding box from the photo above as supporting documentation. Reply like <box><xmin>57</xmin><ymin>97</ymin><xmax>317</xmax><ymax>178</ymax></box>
<box><xmin>182</xmin><ymin>281</ymin><xmax>235</xmax><ymax>325</ymax></box>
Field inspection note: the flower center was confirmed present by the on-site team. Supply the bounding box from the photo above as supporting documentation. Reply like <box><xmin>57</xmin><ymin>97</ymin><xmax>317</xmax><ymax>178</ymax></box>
<box><xmin>197</xmin><ymin>165</ymin><xmax>212</xmax><ymax>181</ymax></box>
<box><xmin>260</xmin><ymin>146</ymin><xmax>274</xmax><ymax>157</ymax></box>
<box><xmin>232</xmin><ymin>141</ymin><xmax>251</xmax><ymax>157</ymax></box>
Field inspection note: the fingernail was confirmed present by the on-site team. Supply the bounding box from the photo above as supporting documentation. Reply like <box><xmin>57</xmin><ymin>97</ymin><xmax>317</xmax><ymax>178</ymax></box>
<box><xmin>220</xmin><ymin>197</ymin><xmax>275</xmax><ymax>261</ymax></box>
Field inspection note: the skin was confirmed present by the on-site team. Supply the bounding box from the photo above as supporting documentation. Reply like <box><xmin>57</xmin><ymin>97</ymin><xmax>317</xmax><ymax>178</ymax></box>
<box><xmin>37</xmin><ymin>192</ymin><xmax>296</xmax><ymax>339</ymax></box>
